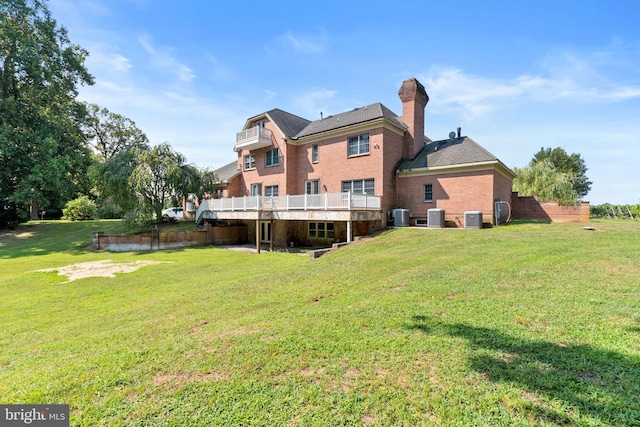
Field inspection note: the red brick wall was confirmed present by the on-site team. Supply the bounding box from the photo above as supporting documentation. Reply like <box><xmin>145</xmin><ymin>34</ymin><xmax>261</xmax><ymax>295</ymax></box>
<box><xmin>235</xmin><ymin>118</ymin><xmax>289</xmax><ymax>196</ymax></box>
<box><xmin>397</xmin><ymin>169</ymin><xmax>510</xmax><ymax>226</ymax></box>
<box><xmin>289</xmin><ymin>128</ymin><xmax>386</xmax><ymax>195</ymax></box>
<box><xmin>511</xmin><ymin>194</ymin><xmax>590</xmax><ymax>222</ymax></box>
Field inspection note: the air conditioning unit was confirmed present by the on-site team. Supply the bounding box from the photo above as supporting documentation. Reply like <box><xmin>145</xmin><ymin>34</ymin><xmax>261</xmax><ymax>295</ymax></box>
<box><xmin>464</xmin><ymin>211</ymin><xmax>483</xmax><ymax>229</ymax></box>
<box><xmin>428</xmin><ymin>209</ymin><xmax>445</xmax><ymax>228</ymax></box>
<box><xmin>393</xmin><ymin>209</ymin><xmax>410</xmax><ymax>227</ymax></box>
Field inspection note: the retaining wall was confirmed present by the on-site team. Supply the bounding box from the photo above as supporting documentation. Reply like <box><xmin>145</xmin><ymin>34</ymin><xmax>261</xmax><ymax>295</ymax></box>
<box><xmin>93</xmin><ymin>224</ymin><xmax>248</xmax><ymax>252</ymax></box>
<box><xmin>511</xmin><ymin>193</ymin><xmax>590</xmax><ymax>222</ymax></box>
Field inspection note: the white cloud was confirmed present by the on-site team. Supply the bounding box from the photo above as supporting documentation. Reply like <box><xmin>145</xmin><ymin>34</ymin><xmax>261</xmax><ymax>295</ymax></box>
<box><xmin>292</xmin><ymin>88</ymin><xmax>339</xmax><ymax>117</ymax></box>
<box><xmin>279</xmin><ymin>30</ymin><xmax>328</xmax><ymax>54</ymax></box>
<box><xmin>138</xmin><ymin>36</ymin><xmax>196</xmax><ymax>83</ymax></box>
<box><xmin>419</xmin><ymin>50</ymin><xmax>640</xmax><ymax>121</ymax></box>
<box><xmin>86</xmin><ymin>49</ymin><xmax>132</xmax><ymax>74</ymax></box>
<box><xmin>420</xmin><ymin>67</ymin><xmax>541</xmax><ymax>119</ymax></box>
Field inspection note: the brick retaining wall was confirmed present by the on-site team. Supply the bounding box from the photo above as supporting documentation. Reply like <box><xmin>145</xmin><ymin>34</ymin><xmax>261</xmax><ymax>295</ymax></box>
<box><xmin>511</xmin><ymin>193</ymin><xmax>590</xmax><ymax>222</ymax></box>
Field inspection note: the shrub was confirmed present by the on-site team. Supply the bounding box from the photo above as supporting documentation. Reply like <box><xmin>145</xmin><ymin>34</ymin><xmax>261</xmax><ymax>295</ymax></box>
<box><xmin>0</xmin><ymin>200</ymin><xmax>27</xmax><ymax>229</ymax></box>
<box><xmin>62</xmin><ymin>196</ymin><xmax>97</xmax><ymax>221</ymax></box>
<box><xmin>122</xmin><ymin>208</ymin><xmax>153</xmax><ymax>233</ymax></box>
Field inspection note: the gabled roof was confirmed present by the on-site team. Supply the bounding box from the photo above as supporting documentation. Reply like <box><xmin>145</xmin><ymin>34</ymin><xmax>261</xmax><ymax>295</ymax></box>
<box><xmin>265</xmin><ymin>109</ymin><xmax>311</xmax><ymax>138</ymax></box>
<box><xmin>294</xmin><ymin>103</ymin><xmax>406</xmax><ymax>138</ymax></box>
<box><xmin>397</xmin><ymin>136</ymin><xmax>514</xmax><ymax>177</ymax></box>
<box><xmin>212</xmin><ymin>160</ymin><xmax>240</xmax><ymax>183</ymax></box>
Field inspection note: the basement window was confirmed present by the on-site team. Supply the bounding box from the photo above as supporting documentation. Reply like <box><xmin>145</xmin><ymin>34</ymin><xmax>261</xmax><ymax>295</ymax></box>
<box><xmin>309</xmin><ymin>222</ymin><xmax>334</xmax><ymax>239</ymax></box>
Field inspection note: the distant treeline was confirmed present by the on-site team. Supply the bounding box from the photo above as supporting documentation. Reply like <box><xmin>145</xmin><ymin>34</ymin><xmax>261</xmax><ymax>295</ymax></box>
<box><xmin>590</xmin><ymin>204</ymin><xmax>640</xmax><ymax>219</ymax></box>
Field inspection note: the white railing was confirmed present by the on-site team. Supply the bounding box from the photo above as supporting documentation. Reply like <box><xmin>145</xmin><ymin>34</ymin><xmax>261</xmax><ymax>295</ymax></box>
<box><xmin>236</xmin><ymin>127</ymin><xmax>272</xmax><ymax>143</ymax></box>
<box><xmin>196</xmin><ymin>192</ymin><xmax>381</xmax><ymax>222</ymax></box>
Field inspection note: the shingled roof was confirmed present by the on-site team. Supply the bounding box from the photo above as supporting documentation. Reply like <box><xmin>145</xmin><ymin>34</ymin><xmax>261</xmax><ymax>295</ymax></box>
<box><xmin>397</xmin><ymin>136</ymin><xmax>502</xmax><ymax>171</ymax></box>
<box><xmin>212</xmin><ymin>160</ymin><xmax>240</xmax><ymax>183</ymax></box>
<box><xmin>294</xmin><ymin>103</ymin><xmax>406</xmax><ymax>138</ymax></box>
<box><xmin>264</xmin><ymin>109</ymin><xmax>311</xmax><ymax>138</ymax></box>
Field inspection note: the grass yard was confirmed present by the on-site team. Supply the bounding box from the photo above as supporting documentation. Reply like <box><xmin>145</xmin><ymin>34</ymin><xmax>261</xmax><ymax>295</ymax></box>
<box><xmin>1</xmin><ymin>219</ymin><xmax>639</xmax><ymax>426</ymax></box>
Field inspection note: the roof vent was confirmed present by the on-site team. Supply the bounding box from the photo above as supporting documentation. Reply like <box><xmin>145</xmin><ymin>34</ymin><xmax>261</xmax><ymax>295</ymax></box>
<box><xmin>449</xmin><ymin>131</ymin><xmax>456</xmax><ymax>139</ymax></box>
<box><xmin>457</xmin><ymin>127</ymin><xmax>461</xmax><ymax>138</ymax></box>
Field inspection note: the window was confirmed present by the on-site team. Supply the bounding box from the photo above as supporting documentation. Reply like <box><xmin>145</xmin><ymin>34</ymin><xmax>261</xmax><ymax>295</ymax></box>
<box><xmin>347</xmin><ymin>134</ymin><xmax>370</xmax><ymax>156</ymax></box>
<box><xmin>424</xmin><ymin>184</ymin><xmax>433</xmax><ymax>202</ymax></box>
<box><xmin>342</xmin><ymin>179</ymin><xmax>375</xmax><ymax>195</ymax></box>
<box><xmin>305</xmin><ymin>179</ymin><xmax>320</xmax><ymax>195</ymax></box>
<box><xmin>244</xmin><ymin>154</ymin><xmax>256</xmax><ymax>170</ymax></box>
<box><xmin>256</xmin><ymin>120</ymin><xmax>265</xmax><ymax>128</ymax></box>
<box><xmin>265</xmin><ymin>148</ymin><xmax>279</xmax><ymax>167</ymax></box>
<box><xmin>251</xmin><ymin>183</ymin><xmax>262</xmax><ymax>196</ymax></box>
<box><xmin>265</xmin><ymin>185</ymin><xmax>278</xmax><ymax>197</ymax></box>
<box><xmin>312</xmin><ymin>144</ymin><xmax>319</xmax><ymax>163</ymax></box>
<box><xmin>309</xmin><ymin>222</ymin><xmax>334</xmax><ymax>239</ymax></box>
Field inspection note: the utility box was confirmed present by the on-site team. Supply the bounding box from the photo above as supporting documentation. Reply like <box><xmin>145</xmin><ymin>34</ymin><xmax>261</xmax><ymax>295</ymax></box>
<box><xmin>393</xmin><ymin>209</ymin><xmax>410</xmax><ymax>227</ymax></box>
<box><xmin>464</xmin><ymin>211</ymin><xmax>483</xmax><ymax>229</ymax></box>
<box><xmin>428</xmin><ymin>209</ymin><xmax>445</xmax><ymax>228</ymax></box>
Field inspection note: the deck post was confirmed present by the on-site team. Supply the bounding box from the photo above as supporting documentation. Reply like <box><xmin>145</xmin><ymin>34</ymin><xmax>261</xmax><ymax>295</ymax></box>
<box><xmin>270</xmin><ymin>218</ymin><xmax>274</xmax><ymax>252</ymax></box>
<box><xmin>256</xmin><ymin>218</ymin><xmax>261</xmax><ymax>254</ymax></box>
<box><xmin>347</xmin><ymin>220</ymin><xmax>352</xmax><ymax>243</ymax></box>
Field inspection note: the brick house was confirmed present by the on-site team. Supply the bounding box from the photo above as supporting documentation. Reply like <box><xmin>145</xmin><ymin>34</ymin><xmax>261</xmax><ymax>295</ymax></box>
<box><xmin>196</xmin><ymin>78</ymin><xmax>515</xmax><ymax>248</ymax></box>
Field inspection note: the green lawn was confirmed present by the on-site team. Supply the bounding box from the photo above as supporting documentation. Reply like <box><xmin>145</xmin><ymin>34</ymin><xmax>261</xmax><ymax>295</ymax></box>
<box><xmin>1</xmin><ymin>219</ymin><xmax>639</xmax><ymax>426</ymax></box>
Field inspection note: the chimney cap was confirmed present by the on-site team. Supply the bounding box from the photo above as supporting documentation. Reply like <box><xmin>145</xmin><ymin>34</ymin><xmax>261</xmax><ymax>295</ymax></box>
<box><xmin>398</xmin><ymin>78</ymin><xmax>429</xmax><ymax>105</ymax></box>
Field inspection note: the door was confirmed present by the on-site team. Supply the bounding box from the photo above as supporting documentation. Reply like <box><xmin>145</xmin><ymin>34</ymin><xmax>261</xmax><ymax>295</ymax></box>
<box><xmin>260</xmin><ymin>221</ymin><xmax>271</xmax><ymax>243</ymax></box>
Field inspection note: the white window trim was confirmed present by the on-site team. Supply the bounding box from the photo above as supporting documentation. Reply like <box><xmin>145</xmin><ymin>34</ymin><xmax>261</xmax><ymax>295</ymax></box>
<box><xmin>424</xmin><ymin>183</ymin><xmax>433</xmax><ymax>202</ymax></box>
<box><xmin>244</xmin><ymin>154</ymin><xmax>256</xmax><ymax>170</ymax></box>
<box><xmin>347</xmin><ymin>134</ymin><xmax>370</xmax><ymax>157</ymax></box>
<box><xmin>305</xmin><ymin>179</ymin><xmax>320</xmax><ymax>195</ymax></box>
<box><xmin>265</xmin><ymin>148</ymin><xmax>279</xmax><ymax>167</ymax></box>
<box><xmin>265</xmin><ymin>185</ymin><xmax>278</xmax><ymax>197</ymax></box>
<box><xmin>342</xmin><ymin>178</ymin><xmax>375</xmax><ymax>195</ymax></box>
<box><xmin>251</xmin><ymin>183</ymin><xmax>262</xmax><ymax>196</ymax></box>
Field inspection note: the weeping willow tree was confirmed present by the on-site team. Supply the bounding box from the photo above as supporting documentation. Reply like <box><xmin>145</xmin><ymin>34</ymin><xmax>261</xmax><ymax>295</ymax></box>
<box><xmin>512</xmin><ymin>160</ymin><xmax>579</xmax><ymax>205</ymax></box>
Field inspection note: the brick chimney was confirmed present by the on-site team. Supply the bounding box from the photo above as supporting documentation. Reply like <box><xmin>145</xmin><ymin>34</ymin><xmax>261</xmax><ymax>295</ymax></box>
<box><xmin>398</xmin><ymin>78</ymin><xmax>429</xmax><ymax>159</ymax></box>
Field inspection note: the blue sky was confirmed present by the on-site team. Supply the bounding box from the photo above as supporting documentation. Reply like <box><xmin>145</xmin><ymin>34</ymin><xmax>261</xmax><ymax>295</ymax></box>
<box><xmin>48</xmin><ymin>0</ymin><xmax>640</xmax><ymax>205</ymax></box>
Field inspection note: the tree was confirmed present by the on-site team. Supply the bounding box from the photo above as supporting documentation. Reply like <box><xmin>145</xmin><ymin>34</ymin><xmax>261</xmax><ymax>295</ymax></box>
<box><xmin>88</xmin><ymin>149</ymin><xmax>139</xmax><ymax>218</ymax></box>
<box><xmin>532</xmin><ymin>147</ymin><xmax>591</xmax><ymax>198</ymax></box>
<box><xmin>0</xmin><ymin>0</ymin><xmax>94</xmax><ymax>225</ymax></box>
<box><xmin>83</xmin><ymin>103</ymin><xmax>149</xmax><ymax>161</ymax></box>
<box><xmin>129</xmin><ymin>143</ymin><xmax>186</xmax><ymax>221</ymax></box>
<box><xmin>84</xmin><ymin>104</ymin><xmax>149</xmax><ymax>217</ymax></box>
<box><xmin>171</xmin><ymin>164</ymin><xmax>218</xmax><ymax>207</ymax></box>
<box><xmin>512</xmin><ymin>160</ymin><xmax>578</xmax><ymax>205</ymax></box>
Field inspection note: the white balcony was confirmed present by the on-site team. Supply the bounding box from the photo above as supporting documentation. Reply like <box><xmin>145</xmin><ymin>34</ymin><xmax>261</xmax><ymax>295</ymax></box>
<box><xmin>234</xmin><ymin>127</ymin><xmax>273</xmax><ymax>152</ymax></box>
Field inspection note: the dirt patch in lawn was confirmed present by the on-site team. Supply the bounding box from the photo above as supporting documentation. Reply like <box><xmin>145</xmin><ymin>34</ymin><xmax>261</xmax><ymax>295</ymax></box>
<box><xmin>35</xmin><ymin>260</ymin><xmax>168</xmax><ymax>283</ymax></box>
